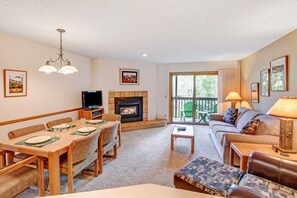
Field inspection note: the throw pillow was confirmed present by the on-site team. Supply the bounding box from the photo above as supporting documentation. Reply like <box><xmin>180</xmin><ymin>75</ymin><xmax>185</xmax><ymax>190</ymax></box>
<box><xmin>222</xmin><ymin>108</ymin><xmax>238</xmax><ymax>125</ymax></box>
<box><xmin>240</xmin><ymin>119</ymin><xmax>261</xmax><ymax>135</ymax></box>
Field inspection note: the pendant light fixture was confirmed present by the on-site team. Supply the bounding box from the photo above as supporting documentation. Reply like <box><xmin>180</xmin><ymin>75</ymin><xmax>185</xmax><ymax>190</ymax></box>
<box><xmin>39</xmin><ymin>29</ymin><xmax>78</xmax><ymax>74</ymax></box>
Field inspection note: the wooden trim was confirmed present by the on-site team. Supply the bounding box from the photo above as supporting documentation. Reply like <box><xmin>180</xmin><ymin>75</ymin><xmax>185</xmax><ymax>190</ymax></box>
<box><xmin>0</xmin><ymin>107</ymin><xmax>82</xmax><ymax>126</ymax></box>
<box><xmin>169</xmin><ymin>71</ymin><xmax>218</xmax><ymax>76</ymax></box>
<box><xmin>168</xmin><ymin>73</ymin><xmax>173</xmax><ymax>123</ymax></box>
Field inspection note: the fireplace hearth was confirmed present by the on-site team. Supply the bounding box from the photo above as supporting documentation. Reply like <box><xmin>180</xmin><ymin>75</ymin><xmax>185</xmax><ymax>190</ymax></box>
<box><xmin>115</xmin><ymin>97</ymin><xmax>143</xmax><ymax>123</ymax></box>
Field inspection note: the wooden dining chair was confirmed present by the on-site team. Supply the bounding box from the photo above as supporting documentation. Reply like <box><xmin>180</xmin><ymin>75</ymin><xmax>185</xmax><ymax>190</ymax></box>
<box><xmin>7</xmin><ymin>124</ymin><xmax>46</xmax><ymax>162</ymax></box>
<box><xmin>8</xmin><ymin>124</ymin><xmax>46</xmax><ymax>139</ymax></box>
<box><xmin>60</xmin><ymin>130</ymin><xmax>100</xmax><ymax>193</ymax></box>
<box><xmin>98</xmin><ymin>121</ymin><xmax>120</xmax><ymax>174</ymax></box>
<box><xmin>0</xmin><ymin>154</ymin><xmax>45</xmax><ymax>197</ymax></box>
<box><xmin>46</xmin><ymin>117</ymin><xmax>73</xmax><ymax>128</ymax></box>
<box><xmin>102</xmin><ymin>113</ymin><xmax>122</xmax><ymax>146</ymax></box>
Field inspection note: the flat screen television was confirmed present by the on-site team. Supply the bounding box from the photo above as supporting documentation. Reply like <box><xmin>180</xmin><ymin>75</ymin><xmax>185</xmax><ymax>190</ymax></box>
<box><xmin>82</xmin><ymin>91</ymin><xmax>103</xmax><ymax>109</ymax></box>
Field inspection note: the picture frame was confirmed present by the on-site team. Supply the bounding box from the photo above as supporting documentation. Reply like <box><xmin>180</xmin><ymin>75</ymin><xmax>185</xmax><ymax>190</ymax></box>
<box><xmin>251</xmin><ymin>82</ymin><xmax>259</xmax><ymax>103</ymax></box>
<box><xmin>119</xmin><ymin>68</ymin><xmax>139</xmax><ymax>85</ymax></box>
<box><xmin>4</xmin><ymin>69</ymin><xmax>27</xmax><ymax>97</ymax></box>
<box><xmin>260</xmin><ymin>69</ymin><xmax>270</xmax><ymax>97</ymax></box>
<box><xmin>270</xmin><ymin>56</ymin><xmax>288</xmax><ymax>92</ymax></box>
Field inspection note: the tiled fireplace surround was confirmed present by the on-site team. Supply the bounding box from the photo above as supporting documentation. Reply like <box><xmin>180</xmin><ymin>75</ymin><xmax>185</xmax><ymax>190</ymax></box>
<box><xmin>108</xmin><ymin>91</ymin><xmax>148</xmax><ymax>121</ymax></box>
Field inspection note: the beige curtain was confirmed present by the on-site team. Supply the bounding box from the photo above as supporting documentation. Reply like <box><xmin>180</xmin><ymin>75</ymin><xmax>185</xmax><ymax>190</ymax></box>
<box><xmin>218</xmin><ymin>69</ymin><xmax>236</xmax><ymax>113</ymax></box>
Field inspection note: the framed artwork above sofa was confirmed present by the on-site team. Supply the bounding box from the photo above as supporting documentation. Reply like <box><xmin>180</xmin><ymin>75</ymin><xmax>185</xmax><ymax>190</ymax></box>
<box><xmin>251</xmin><ymin>82</ymin><xmax>259</xmax><ymax>103</ymax></box>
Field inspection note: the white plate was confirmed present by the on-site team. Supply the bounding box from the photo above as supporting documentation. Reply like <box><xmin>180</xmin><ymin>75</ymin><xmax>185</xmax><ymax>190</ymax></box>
<box><xmin>78</xmin><ymin>127</ymin><xmax>97</xmax><ymax>133</ymax></box>
<box><xmin>26</xmin><ymin>135</ymin><xmax>52</xmax><ymax>144</ymax></box>
<box><xmin>88</xmin><ymin>120</ymin><xmax>103</xmax><ymax>124</ymax></box>
<box><xmin>52</xmin><ymin>124</ymin><xmax>70</xmax><ymax>129</ymax></box>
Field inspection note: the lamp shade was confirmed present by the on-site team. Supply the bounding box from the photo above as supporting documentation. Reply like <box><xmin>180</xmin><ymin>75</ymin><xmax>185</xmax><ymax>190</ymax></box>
<box><xmin>267</xmin><ymin>97</ymin><xmax>297</xmax><ymax>119</ymax></box>
<box><xmin>38</xmin><ymin>62</ymin><xmax>58</xmax><ymax>73</ymax></box>
<box><xmin>225</xmin><ymin>92</ymin><xmax>242</xmax><ymax>101</ymax></box>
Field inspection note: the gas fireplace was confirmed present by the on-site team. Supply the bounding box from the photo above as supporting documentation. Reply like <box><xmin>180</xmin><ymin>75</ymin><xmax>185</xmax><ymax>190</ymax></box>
<box><xmin>115</xmin><ymin>97</ymin><xmax>143</xmax><ymax>123</ymax></box>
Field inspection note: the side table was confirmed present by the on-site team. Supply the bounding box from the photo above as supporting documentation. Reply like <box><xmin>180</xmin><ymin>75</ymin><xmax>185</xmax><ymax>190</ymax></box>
<box><xmin>230</xmin><ymin>142</ymin><xmax>297</xmax><ymax>173</ymax></box>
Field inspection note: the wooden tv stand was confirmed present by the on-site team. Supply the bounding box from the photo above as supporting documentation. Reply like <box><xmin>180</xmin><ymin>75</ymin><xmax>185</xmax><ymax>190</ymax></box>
<box><xmin>78</xmin><ymin>107</ymin><xmax>104</xmax><ymax>120</ymax></box>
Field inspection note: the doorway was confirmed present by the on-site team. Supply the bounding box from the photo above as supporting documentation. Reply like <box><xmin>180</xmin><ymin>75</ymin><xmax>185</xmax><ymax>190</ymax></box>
<box><xmin>169</xmin><ymin>72</ymin><xmax>218</xmax><ymax>124</ymax></box>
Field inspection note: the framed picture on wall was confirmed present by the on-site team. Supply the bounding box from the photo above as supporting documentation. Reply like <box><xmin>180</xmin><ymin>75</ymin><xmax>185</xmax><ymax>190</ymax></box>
<box><xmin>251</xmin><ymin>82</ymin><xmax>259</xmax><ymax>103</ymax></box>
<box><xmin>270</xmin><ymin>56</ymin><xmax>288</xmax><ymax>92</ymax></box>
<box><xmin>260</xmin><ymin>69</ymin><xmax>270</xmax><ymax>97</ymax></box>
<box><xmin>119</xmin><ymin>68</ymin><xmax>139</xmax><ymax>85</ymax></box>
<box><xmin>4</xmin><ymin>69</ymin><xmax>27</xmax><ymax>97</ymax></box>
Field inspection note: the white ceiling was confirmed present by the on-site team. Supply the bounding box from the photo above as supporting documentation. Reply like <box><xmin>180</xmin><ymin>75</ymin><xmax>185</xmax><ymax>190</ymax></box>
<box><xmin>1</xmin><ymin>0</ymin><xmax>297</xmax><ymax>63</ymax></box>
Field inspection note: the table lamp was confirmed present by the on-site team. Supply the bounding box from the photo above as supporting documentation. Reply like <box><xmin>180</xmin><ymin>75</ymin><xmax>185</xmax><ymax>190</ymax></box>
<box><xmin>267</xmin><ymin>97</ymin><xmax>297</xmax><ymax>152</ymax></box>
<box><xmin>225</xmin><ymin>92</ymin><xmax>242</xmax><ymax>108</ymax></box>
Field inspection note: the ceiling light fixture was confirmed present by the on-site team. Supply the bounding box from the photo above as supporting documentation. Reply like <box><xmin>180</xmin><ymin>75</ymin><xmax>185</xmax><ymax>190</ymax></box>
<box><xmin>142</xmin><ymin>53</ymin><xmax>148</xmax><ymax>57</ymax></box>
<box><xmin>38</xmin><ymin>29</ymin><xmax>78</xmax><ymax>74</ymax></box>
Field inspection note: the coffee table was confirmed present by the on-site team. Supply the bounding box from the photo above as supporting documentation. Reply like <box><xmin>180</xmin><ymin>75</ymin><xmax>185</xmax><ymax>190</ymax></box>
<box><xmin>230</xmin><ymin>142</ymin><xmax>297</xmax><ymax>172</ymax></box>
<box><xmin>171</xmin><ymin>125</ymin><xmax>195</xmax><ymax>153</ymax></box>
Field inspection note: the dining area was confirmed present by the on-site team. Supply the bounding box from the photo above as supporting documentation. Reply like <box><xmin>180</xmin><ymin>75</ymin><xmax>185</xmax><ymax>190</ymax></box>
<box><xmin>0</xmin><ymin>113</ymin><xmax>121</xmax><ymax>197</ymax></box>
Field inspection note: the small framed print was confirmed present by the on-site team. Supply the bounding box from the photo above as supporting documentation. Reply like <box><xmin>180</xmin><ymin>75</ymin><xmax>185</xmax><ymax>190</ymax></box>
<box><xmin>119</xmin><ymin>68</ymin><xmax>139</xmax><ymax>85</ymax></box>
<box><xmin>270</xmin><ymin>56</ymin><xmax>288</xmax><ymax>92</ymax></box>
<box><xmin>260</xmin><ymin>69</ymin><xmax>270</xmax><ymax>97</ymax></box>
<box><xmin>4</xmin><ymin>69</ymin><xmax>27</xmax><ymax>97</ymax></box>
<box><xmin>251</xmin><ymin>82</ymin><xmax>259</xmax><ymax>103</ymax></box>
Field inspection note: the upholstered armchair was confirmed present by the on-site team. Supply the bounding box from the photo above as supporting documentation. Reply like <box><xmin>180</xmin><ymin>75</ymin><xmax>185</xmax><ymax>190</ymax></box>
<box><xmin>60</xmin><ymin>130</ymin><xmax>100</xmax><ymax>193</ymax></box>
<box><xmin>228</xmin><ymin>152</ymin><xmax>297</xmax><ymax>198</ymax></box>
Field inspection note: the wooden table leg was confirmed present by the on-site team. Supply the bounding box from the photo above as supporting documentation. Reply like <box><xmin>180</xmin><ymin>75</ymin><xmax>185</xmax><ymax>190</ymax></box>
<box><xmin>240</xmin><ymin>156</ymin><xmax>248</xmax><ymax>173</ymax></box>
<box><xmin>99</xmin><ymin>132</ymin><xmax>103</xmax><ymax>174</ymax></box>
<box><xmin>48</xmin><ymin>152</ymin><xmax>60</xmax><ymax>195</ymax></box>
<box><xmin>229</xmin><ymin>146</ymin><xmax>235</xmax><ymax>166</ymax></box>
<box><xmin>0</xmin><ymin>153</ymin><xmax>5</xmax><ymax>168</ymax></box>
<box><xmin>171</xmin><ymin>135</ymin><xmax>174</xmax><ymax>150</ymax></box>
<box><xmin>7</xmin><ymin>151</ymin><xmax>14</xmax><ymax>165</ymax></box>
<box><xmin>191</xmin><ymin>137</ymin><xmax>194</xmax><ymax>153</ymax></box>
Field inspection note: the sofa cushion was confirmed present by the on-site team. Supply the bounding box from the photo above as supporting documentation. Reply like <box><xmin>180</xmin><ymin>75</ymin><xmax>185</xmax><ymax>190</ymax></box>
<box><xmin>235</xmin><ymin>107</ymin><xmax>250</xmax><ymax>126</ymax></box>
<box><xmin>239</xmin><ymin>173</ymin><xmax>297</xmax><ymax>198</ymax></box>
<box><xmin>236</xmin><ymin>110</ymin><xmax>263</xmax><ymax>130</ymax></box>
<box><xmin>174</xmin><ymin>156</ymin><xmax>244</xmax><ymax>197</ymax></box>
<box><xmin>209</xmin><ymin>120</ymin><xmax>236</xmax><ymax>131</ymax></box>
<box><xmin>240</xmin><ymin>119</ymin><xmax>261</xmax><ymax>135</ymax></box>
<box><xmin>222</xmin><ymin>108</ymin><xmax>238</xmax><ymax>125</ymax></box>
<box><xmin>254</xmin><ymin>115</ymin><xmax>280</xmax><ymax>136</ymax></box>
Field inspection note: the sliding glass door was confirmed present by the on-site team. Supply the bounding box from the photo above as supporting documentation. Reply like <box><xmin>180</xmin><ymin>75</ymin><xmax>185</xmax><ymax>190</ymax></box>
<box><xmin>170</xmin><ymin>72</ymin><xmax>218</xmax><ymax>124</ymax></box>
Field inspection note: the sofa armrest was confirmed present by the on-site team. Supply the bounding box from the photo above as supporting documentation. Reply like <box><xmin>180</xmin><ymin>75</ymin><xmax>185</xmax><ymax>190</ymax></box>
<box><xmin>248</xmin><ymin>152</ymin><xmax>297</xmax><ymax>190</ymax></box>
<box><xmin>209</xmin><ymin>113</ymin><xmax>224</xmax><ymax>121</ymax></box>
<box><xmin>222</xmin><ymin>133</ymin><xmax>278</xmax><ymax>164</ymax></box>
<box><xmin>228</xmin><ymin>184</ymin><xmax>264</xmax><ymax>198</ymax></box>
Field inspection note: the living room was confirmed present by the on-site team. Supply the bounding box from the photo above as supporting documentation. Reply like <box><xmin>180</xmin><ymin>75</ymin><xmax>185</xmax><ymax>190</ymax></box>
<box><xmin>0</xmin><ymin>1</ymin><xmax>297</xmax><ymax>198</ymax></box>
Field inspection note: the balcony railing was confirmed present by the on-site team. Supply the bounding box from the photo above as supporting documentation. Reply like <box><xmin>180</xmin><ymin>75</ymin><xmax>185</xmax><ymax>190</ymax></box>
<box><xmin>172</xmin><ymin>97</ymin><xmax>218</xmax><ymax>123</ymax></box>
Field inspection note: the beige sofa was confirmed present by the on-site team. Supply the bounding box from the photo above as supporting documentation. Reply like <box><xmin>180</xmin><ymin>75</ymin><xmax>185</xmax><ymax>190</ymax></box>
<box><xmin>209</xmin><ymin>107</ymin><xmax>280</xmax><ymax>164</ymax></box>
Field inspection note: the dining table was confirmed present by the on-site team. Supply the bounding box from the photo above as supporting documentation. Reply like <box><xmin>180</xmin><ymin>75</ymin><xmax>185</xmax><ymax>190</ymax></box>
<box><xmin>0</xmin><ymin>119</ymin><xmax>115</xmax><ymax>195</ymax></box>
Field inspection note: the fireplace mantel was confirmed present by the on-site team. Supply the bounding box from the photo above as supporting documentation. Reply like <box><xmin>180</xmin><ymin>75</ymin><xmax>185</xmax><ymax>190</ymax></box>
<box><xmin>108</xmin><ymin>91</ymin><xmax>148</xmax><ymax>121</ymax></box>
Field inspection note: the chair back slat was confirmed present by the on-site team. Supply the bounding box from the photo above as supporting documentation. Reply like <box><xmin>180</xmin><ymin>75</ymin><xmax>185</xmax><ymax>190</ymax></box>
<box><xmin>8</xmin><ymin>124</ymin><xmax>46</xmax><ymax>139</ymax></box>
<box><xmin>102</xmin><ymin>113</ymin><xmax>121</xmax><ymax>121</ymax></box>
<box><xmin>46</xmin><ymin>117</ymin><xmax>73</xmax><ymax>128</ymax></box>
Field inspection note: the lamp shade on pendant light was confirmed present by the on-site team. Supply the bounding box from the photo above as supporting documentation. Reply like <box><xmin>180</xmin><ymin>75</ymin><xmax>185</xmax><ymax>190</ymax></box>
<box><xmin>38</xmin><ymin>61</ymin><xmax>58</xmax><ymax>73</ymax></box>
<box><xmin>58</xmin><ymin>61</ymin><xmax>78</xmax><ymax>74</ymax></box>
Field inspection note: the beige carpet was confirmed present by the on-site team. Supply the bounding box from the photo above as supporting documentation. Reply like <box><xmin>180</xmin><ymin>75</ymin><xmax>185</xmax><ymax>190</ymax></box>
<box><xmin>18</xmin><ymin>124</ymin><xmax>220</xmax><ymax>197</ymax></box>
